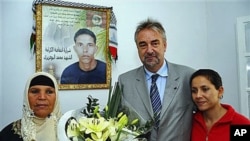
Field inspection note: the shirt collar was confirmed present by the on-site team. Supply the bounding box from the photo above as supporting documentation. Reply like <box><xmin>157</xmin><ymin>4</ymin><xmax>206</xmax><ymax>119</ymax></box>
<box><xmin>144</xmin><ymin>60</ymin><xmax>168</xmax><ymax>80</ymax></box>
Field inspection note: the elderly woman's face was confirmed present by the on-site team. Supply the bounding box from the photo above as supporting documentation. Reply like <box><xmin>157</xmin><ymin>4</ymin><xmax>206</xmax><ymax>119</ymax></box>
<box><xmin>28</xmin><ymin>85</ymin><xmax>56</xmax><ymax>118</ymax></box>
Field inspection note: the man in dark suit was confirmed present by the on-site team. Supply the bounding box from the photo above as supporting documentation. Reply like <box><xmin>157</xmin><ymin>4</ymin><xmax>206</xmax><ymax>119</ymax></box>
<box><xmin>118</xmin><ymin>18</ymin><xmax>195</xmax><ymax>141</ymax></box>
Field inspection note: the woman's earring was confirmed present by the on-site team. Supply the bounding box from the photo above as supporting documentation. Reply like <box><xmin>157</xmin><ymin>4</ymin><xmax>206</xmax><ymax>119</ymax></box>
<box><xmin>220</xmin><ymin>95</ymin><xmax>223</xmax><ymax>99</ymax></box>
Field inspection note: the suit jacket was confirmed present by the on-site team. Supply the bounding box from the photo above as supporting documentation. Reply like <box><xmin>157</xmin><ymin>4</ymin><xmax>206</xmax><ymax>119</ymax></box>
<box><xmin>118</xmin><ymin>61</ymin><xmax>195</xmax><ymax>141</ymax></box>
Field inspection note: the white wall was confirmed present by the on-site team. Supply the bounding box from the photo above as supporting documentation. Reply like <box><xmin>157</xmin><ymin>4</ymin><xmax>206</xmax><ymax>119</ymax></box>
<box><xmin>206</xmin><ymin>0</ymin><xmax>250</xmax><ymax>116</ymax></box>
<box><xmin>0</xmin><ymin>0</ymin><xmax>3</xmax><ymax>127</ymax></box>
<box><xmin>1</xmin><ymin>0</ymin><xmax>249</xmax><ymax>130</ymax></box>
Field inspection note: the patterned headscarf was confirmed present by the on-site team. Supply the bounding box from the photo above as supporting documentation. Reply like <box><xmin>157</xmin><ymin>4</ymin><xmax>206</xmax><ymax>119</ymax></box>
<box><xmin>21</xmin><ymin>72</ymin><xmax>62</xmax><ymax>141</ymax></box>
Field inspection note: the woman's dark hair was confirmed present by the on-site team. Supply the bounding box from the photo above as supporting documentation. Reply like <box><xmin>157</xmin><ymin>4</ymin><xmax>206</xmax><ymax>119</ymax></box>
<box><xmin>189</xmin><ymin>69</ymin><xmax>222</xmax><ymax>90</ymax></box>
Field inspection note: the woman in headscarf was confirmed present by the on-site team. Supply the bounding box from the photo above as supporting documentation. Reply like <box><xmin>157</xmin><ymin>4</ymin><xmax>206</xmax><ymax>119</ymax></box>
<box><xmin>0</xmin><ymin>72</ymin><xmax>62</xmax><ymax>141</ymax></box>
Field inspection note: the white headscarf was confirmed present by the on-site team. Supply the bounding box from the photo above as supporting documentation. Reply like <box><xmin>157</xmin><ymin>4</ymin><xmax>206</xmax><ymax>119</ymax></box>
<box><xmin>21</xmin><ymin>72</ymin><xmax>62</xmax><ymax>141</ymax></box>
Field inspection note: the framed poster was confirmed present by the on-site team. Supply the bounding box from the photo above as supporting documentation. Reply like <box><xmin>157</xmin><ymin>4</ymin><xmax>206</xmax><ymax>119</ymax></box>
<box><xmin>35</xmin><ymin>1</ymin><xmax>112</xmax><ymax>90</ymax></box>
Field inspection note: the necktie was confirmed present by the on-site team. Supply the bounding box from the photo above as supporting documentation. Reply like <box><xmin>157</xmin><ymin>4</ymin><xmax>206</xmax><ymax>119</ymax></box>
<box><xmin>150</xmin><ymin>74</ymin><xmax>162</xmax><ymax>127</ymax></box>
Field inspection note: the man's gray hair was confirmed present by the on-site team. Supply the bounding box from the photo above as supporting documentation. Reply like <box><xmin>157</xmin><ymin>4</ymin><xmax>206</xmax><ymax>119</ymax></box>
<box><xmin>134</xmin><ymin>18</ymin><xmax>167</xmax><ymax>43</ymax></box>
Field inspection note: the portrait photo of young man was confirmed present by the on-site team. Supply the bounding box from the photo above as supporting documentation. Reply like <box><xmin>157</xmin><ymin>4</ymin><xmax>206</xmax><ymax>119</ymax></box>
<box><xmin>60</xmin><ymin>28</ymin><xmax>106</xmax><ymax>84</ymax></box>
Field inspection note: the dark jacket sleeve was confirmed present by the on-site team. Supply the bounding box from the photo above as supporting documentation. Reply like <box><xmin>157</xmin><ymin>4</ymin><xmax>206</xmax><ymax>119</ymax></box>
<box><xmin>0</xmin><ymin>120</ymin><xmax>23</xmax><ymax>141</ymax></box>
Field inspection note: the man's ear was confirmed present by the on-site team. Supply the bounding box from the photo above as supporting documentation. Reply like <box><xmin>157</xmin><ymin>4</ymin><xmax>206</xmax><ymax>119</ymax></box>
<box><xmin>163</xmin><ymin>41</ymin><xmax>167</xmax><ymax>52</ymax></box>
<box><xmin>94</xmin><ymin>45</ymin><xmax>98</xmax><ymax>52</ymax></box>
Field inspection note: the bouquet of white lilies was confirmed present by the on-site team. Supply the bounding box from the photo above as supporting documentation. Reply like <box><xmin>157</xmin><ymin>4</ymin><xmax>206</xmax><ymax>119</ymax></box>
<box><xmin>65</xmin><ymin>83</ymin><xmax>151</xmax><ymax>141</ymax></box>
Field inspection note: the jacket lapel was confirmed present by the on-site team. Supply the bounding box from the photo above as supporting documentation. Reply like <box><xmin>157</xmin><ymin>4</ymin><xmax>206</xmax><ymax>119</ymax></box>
<box><xmin>160</xmin><ymin>62</ymin><xmax>180</xmax><ymax>118</ymax></box>
<box><xmin>135</xmin><ymin>67</ymin><xmax>154</xmax><ymax>118</ymax></box>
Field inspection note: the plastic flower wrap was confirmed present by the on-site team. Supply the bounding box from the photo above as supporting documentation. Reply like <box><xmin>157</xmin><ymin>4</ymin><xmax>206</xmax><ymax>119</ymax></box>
<box><xmin>65</xmin><ymin>82</ymin><xmax>152</xmax><ymax>141</ymax></box>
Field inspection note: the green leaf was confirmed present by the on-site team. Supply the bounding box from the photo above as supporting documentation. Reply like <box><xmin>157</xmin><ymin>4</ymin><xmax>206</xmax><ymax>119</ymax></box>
<box><xmin>30</xmin><ymin>33</ymin><xmax>36</xmax><ymax>54</ymax></box>
<box><xmin>107</xmin><ymin>82</ymin><xmax>121</xmax><ymax>118</ymax></box>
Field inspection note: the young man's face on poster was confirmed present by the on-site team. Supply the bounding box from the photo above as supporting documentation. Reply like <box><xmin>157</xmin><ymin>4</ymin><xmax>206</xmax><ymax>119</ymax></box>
<box><xmin>73</xmin><ymin>34</ymin><xmax>98</xmax><ymax>64</ymax></box>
